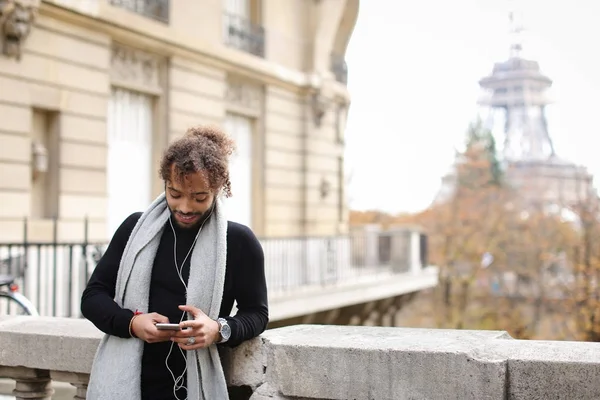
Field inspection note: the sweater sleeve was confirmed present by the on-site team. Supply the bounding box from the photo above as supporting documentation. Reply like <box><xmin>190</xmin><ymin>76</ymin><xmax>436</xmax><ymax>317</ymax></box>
<box><xmin>80</xmin><ymin>212</ymin><xmax>142</xmax><ymax>338</ymax></box>
<box><xmin>221</xmin><ymin>225</ymin><xmax>269</xmax><ymax>347</ymax></box>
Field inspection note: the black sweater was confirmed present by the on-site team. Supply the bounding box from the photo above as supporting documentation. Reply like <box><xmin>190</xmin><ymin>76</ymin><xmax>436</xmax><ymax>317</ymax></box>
<box><xmin>81</xmin><ymin>212</ymin><xmax>269</xmax><ymax>400</ymax></box>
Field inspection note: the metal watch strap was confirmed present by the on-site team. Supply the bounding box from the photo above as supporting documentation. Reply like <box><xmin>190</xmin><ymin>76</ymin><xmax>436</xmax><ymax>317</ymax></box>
<box><xmin>217</xmin><ymin>318</ymin><xmax>230</xmax><ymax>343</ymax></box>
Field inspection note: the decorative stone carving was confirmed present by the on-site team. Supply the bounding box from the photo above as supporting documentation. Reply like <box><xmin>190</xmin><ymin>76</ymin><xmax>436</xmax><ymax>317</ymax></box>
<box><xmin>226</xmin><ymin>76</ymin><xmax>262</xmax><ymax>112</ymax></box>
<box><xmin>0</xmin><ymin>0</ymin><xmax>40</xmax><ymax>60</ymax></box>
<box><xmin>110</xmin><ymin>43</ymin><xmax>161</xmax><ymax>89</ymax></box>
<box><xmin>311</xmin><ymin>91</ymin><xmax>329</xmax><ymax>127</ymax></box>
<box><xmin>31</xmin><ymin>140</ymin><xmax>48</xmax><ymax>181</ymax></box>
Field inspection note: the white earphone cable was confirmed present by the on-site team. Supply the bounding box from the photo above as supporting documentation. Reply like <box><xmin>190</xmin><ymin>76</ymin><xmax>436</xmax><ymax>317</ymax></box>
<box><xmin>165</xmin><ymin>205</ymin><xmax>215</xmax><ymax>400</ymax></box>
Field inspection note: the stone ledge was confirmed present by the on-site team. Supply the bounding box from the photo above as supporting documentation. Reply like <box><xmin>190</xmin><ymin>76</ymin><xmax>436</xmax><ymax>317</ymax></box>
<box><xmin>1</xmin><ymin>317</ymin><xmax>600</xmax><ymax>399</ymax></box>
<box><xmin>0</xmin><ymin>316</ymin><xmax>102</xmax><ymax>374</ymax></box>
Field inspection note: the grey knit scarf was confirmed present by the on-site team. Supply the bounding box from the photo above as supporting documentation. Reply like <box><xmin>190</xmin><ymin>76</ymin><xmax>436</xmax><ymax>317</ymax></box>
<box><xmin>86</xmin><ymin>192</ymin><xmax>229</xmax><ymax>400</ymax></box>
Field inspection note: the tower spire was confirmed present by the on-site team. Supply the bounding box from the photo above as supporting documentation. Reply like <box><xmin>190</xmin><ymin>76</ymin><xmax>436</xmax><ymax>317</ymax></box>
<box><xmin>478</xmin><ymin>0</ymin><xmax>555</xmax><ymax>162</ymax></box>
<box><xmin>508</xmin><ymin>0</ymin><xmax>525</xmax><ymax>58</ymax></box>
<box><xmin>470</xmin><ymin>0</ymin><xmax>597</xmax><ymax>209</ymax></box>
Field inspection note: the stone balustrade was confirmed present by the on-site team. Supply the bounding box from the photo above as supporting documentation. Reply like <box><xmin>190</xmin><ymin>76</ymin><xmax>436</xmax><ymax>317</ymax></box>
<box><xmin>1</xmin><ymin>316</ymin><xmax>600</xmax><ymax>399</ymax></box>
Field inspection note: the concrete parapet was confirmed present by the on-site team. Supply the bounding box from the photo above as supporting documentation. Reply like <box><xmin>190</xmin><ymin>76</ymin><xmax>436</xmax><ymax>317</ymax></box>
<box><xmin>1</xmin><ymin>317</ymin><xmax>600</xmax><ymax>399</ymax></box>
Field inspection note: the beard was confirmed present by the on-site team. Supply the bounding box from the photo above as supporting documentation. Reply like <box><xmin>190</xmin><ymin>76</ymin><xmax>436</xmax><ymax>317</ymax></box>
<box><xmin>168</xmin><ymin>199</ymin><xmax>216</xmax><ymax>230</ymax></box>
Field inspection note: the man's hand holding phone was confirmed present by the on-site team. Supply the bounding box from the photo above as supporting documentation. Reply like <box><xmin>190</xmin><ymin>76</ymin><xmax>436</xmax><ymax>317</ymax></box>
<box><xmin>156</xmin><ymin>323</ymin><xmax>182</xmax><ymax>330</ymax></box>
<box><xmin>131</xmin><ymin>312</ymin><xmax>176</xmax><ymax>343</ymax></box>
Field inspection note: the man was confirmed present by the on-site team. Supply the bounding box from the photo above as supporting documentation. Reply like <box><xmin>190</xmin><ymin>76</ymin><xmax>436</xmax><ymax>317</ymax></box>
<box><xmin>81</xmin><ymin>125</ymin><xmax>269</xmax><ymax>400</ymax></box>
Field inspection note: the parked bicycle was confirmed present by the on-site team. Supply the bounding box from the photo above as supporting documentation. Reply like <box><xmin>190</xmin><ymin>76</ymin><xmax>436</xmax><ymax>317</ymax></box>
<box><xmin>0</xmin><ymin>275</ymin><xmax>39</xmax><ymax>316</ymax></box>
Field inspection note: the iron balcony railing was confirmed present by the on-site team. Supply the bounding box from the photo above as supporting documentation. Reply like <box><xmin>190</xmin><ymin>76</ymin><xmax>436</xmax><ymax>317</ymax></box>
<box><xmin>223</xmin><ymin>12</ymin><xmax>265</xmax><ymax>58</ymax></box>
<box><xmin>0</xmin><ymin>223</ymin><xmax>427</xmax><ymax>318</ymax></box>
<box><xmin>331</xmin><ymin>53</ymin><xmax>348</xmax><ymax>84</ymax></box>
<box><xmin>109</xmin><ymin>0</ymin><xmax>170</xmax><ymax>23</ymax></box>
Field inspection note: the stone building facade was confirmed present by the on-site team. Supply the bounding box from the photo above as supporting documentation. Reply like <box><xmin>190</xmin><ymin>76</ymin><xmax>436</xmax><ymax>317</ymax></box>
<box><xmin>0</xmin><ymin>0</ymin><xmax>359</xmax><ymax>242</ymax></box>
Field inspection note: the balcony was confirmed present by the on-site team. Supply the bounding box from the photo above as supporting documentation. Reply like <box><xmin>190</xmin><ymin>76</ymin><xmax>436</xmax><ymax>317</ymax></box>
<box><xmin>1</xmin><ymin>319</ymin><xmax>599</xmax><ymax>399</ymax></box>
<box><xmin>108</xmin><ymin>0</ymin><xmax>170</xmax><ymax>23</ymax></box>
<box><xmin>223</xmin><ymin>12</ymin><xmax>265</xmax><ymax>58</ymax></box>
<box><xmin>331</xmin><ymin>53</ymin><xmax>348</xmax><ymax>84</ymax></box>
<box><xmin>0</xmin><ymin>226</ymin><xmax>432</xmax><ymax>322</ymax></box>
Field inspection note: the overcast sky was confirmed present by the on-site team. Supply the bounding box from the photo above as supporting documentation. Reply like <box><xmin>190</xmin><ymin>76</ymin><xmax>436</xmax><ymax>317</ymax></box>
<box><xmin>344</xmin><ymin>0</ymin><xmax>600</xmax><ymax>214</ymax></box>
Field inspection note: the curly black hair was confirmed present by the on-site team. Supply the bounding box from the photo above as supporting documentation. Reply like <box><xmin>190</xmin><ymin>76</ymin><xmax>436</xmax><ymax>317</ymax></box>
<box><xmin>159</xmin><ymin>125</ymin><xmax>235</xmax><ymax>197</ymax></box>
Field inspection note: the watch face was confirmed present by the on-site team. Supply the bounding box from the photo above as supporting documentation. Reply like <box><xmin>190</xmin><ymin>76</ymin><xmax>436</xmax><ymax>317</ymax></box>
<box><xmin>221</xmin><ymin>323</ymin><xmax>232</xmax><ymax>339</ymax></box>
<box><xmin>219</xmin><ymin>318</ymin><xmax>232</xmax><ymax>340</ymax></box>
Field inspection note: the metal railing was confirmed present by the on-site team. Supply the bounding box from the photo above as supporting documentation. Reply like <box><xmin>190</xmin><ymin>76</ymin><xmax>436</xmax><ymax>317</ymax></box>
<box><xmin>331</xmin><ymin>53</ymin><xmax>348</xmax><ymax>84</ymax></box>
<box><xmin>0</xmin><ymin>242</ymin><xmax>103</xmax><ymax>317</ymax></box>
<box><xmin>0</xmin><ymin>227</ymin><xmax>426</xmax><ymax>317</ymax></box>
<box><xmin>223</xmin><ymin>12</ymin><xmax>265</xmax><ymax>57</ymax></box>
<box><xmin>109</xmin><ymin>0</ymin><xmax>170</xmax><ymax>23</ymax></box>
<box><xmin>262</xmin><ymin>232</ymin><xmax>422</xmax><ymax>297</ymax></box>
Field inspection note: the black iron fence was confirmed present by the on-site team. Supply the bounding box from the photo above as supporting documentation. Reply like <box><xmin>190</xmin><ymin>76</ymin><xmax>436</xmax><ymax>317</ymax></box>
<box><xmin>0</xmin><ymin>242</ymin><xmax>103</xmax><ymax>317</ymax></box>
<box><xmin>0</xmin><ymin>217</ymin><xmax>103</xmax><ymax>317</ymax></box>
<box><xmin>223</xmin><ymin>12</ymin><xmax>265</xmax><ymax>58</ymax></box>
<box><xmin>109</xmin><ymin>0</ymin><xmax>170</xmax><ymax>23</ymax></box>
<box><xmin>0</xmin><ymin>222</ymin><xmax>427</xmax><ymax>317</ymax></box>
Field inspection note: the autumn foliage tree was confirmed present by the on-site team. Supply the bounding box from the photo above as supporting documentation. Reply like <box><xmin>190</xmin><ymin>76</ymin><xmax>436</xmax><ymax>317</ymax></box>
<box><xmin>422</xmin><ymin>122</ymin><xmax>600</xmax><ymax>340</ymax></box>
<box><xmin>502</xmin><ymin>195</ymin><xmax>600</xmax><ymax>341</ymax></box>
<box><xmin>351</xmin><ymin>120</ymin><xmax>600</xmax><ymax>341</ymax></box>
<box><xmin>555</xmin><ymin>197</ymin><xmax>600</xmax><ymax>341</ymax></box>
<box><xmin>418</xmin><ymin>121</ymin><xmax>522</xmax><ymax>330</ymax></box>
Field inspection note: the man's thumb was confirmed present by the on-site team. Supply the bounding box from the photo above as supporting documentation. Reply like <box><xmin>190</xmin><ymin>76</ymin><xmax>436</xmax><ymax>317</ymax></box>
<box><xmin>179</xmin><ymin>304</ymin><xmax>203</xmax><ymax>316</ymax></box>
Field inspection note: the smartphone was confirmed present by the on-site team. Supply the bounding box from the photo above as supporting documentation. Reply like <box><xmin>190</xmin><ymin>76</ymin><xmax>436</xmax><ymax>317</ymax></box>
<box><xmin>155</xmin><ymin>323</ymin><xmax>182</xmax><ymax>331</ymax></box>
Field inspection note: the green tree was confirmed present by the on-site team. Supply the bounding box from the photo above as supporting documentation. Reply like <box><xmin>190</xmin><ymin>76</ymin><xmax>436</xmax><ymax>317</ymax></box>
<box><xmin>463</xmin><ymin>118</ymin><xmax>503</xmax><ymax>187</ymax></box>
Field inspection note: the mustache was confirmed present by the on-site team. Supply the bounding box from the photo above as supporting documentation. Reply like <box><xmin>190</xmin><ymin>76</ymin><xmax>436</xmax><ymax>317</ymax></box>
<box><xmin>173</xmin><ymin>211</ymin><xmax>202</xmax><ymax>216</ymax></box>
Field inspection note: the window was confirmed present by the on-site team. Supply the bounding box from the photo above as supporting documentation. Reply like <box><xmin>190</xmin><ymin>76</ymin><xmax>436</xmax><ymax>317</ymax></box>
<box><xmin>330</xmin><ymin>53</ymin><xmax>348</xmax><ymax>84</ymax></box>
<box><xmin>223</xmin><ymin>0</ymin><xmax>265</xmax><ymax>57</ymax></box>
<box><xmin>335</xmin><ymin>105</ymin><xmax>346</xmax><ymax>144</ymax></box>
<box><xmin>223</xmin><ymin>113</ymin><xmax>254</xmax><ymax>228</ymax></box>
<box><xmin>108</xmin><ymin>0</ymin><xmax>170</xmax><ymax>23</ymax></box>
<box><xmin>106</xmin><ymin>88</ymin><xmax>153</xmax><ymax>236</ymax></box>
<box><xmin>338</xmin><ymin>157</ymin><xmax>345</xmax><ymax>223</ymax></box>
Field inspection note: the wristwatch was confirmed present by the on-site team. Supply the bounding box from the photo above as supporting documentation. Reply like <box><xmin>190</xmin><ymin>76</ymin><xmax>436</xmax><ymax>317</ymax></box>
<box><xmin>216</xmin><ymin>318</ymin><xmax>231</xmax><ymax>343</ymax></box>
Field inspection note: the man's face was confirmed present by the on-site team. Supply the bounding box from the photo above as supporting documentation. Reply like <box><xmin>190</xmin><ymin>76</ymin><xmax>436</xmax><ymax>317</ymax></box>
<box><xmin>165</xmin><ymin>166</ymin><xmax>216</xmax><ymax>230</ymax></box>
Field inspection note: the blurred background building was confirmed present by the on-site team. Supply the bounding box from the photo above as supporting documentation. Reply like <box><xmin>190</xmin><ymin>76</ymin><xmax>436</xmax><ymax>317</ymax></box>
<box><xmin>0</xmin><ymin>0</ymin><xmax>359</xmax><ymax>242</ymax></box>
<box><xmin>435</xmin><ymin>5</ymin><xmax>596</xmax><ymax>209</ymax></box>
